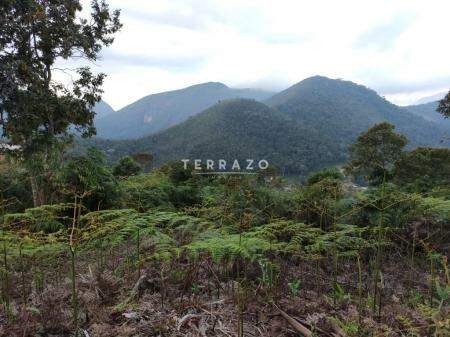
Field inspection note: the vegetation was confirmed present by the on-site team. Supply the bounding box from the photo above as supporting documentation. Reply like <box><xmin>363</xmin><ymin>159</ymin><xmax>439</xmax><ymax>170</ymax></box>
<box><xmin>266</xmin><ymin>76</ymin><xmax>448</xmax><ymax>149</ymax></box>
<box><xmin>0</xmin><ymin>127</ymin><xmax>448</xmax><ymax>335</ymax></box>
<box><xmin>346</xmin><ymin>122</ymin><xmax>408</xmax><ymax>185</ymax></box>
<box><xmin>90</xmin><ymin>99</ymin><xmax>346</xmax><ymax>175</ymax></box>
<box><xmin>437</xmin><ymin>91</ymin><xmax>450</xmax><ymax>118</ymax></box>
<box><xmin>0</xmin><ymin>0</ymin><xmax>121</xmax><ymax>206</ymax></box>
<box><xmin>0</xmin><ymin>3</ymin><xmax>448</xmax><ymax>336</ymax></box>
<box><xmin>95</xmin><ymin>82</ymin><xmax>273</xmax><ymax>139</ymax></box>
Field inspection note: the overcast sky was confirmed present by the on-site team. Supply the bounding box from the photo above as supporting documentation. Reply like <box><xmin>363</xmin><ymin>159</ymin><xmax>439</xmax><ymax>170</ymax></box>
<box><xmin>75</xmin><ymin>0</ymin><xmax>450</xmax><ymax>109</ymax></box>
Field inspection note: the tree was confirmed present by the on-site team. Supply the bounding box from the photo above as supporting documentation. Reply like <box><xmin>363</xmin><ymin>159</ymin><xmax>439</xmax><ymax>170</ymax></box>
<box><xmin>57</xmin><ymin>147</ymin><xmax>119</xmax><ymax>211</ymax></box>
<box><xmin>345</xmin><ymin>122</ymin><xmax>408</xmax><ymax>185</ymax></box>
<box><xmin>437</xmin><ymin>90</ymin><xmax>450</xmax><ymax>118</ymax></box>
<box><xmin>0</xmin><ymin>0</ymin><xmax>121</xmax><ymax>206</ymax></box>
<box><xmin>393</xmin><ymin>147</ymin><xmax>450</xmax><ymax>193</ymax></box>
<box><xmin>306</xmin><ymin>167</ymin><xmax>344</xmax><ymax>186</ymax></box>
<box><xmin>112</xmin><ymin>156</ymin><xmax>142</xmax><ymax>178</ymax></box>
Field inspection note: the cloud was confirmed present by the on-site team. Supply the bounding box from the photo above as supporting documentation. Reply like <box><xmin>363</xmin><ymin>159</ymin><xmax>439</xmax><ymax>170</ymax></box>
<box><xmin>73</xmin><ymin>0</ymin><xmax>450</xmax><ymax>109</ymax></box>
<box><xmin>101</xmin><ymin>50</ymin><xmax>206</xmax><ymax>71</ymax></box>
<box><xmin>355</xmin><ymin>12</ymin><xmax>416</xmax><ymax>51</ymax></box>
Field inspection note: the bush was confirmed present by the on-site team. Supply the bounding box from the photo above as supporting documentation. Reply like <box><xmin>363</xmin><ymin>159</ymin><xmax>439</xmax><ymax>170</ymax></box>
<box><xmin>112</xmin><ymin>156</ymin><xmax>142</xmax><ymax>177</ymax></box>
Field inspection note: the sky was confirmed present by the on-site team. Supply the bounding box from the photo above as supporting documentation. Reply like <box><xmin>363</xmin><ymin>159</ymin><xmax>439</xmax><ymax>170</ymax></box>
<box><xmin>72</xmin><ymin>0</ymin><xmax>450</xmax><ymax>109</ymax></box>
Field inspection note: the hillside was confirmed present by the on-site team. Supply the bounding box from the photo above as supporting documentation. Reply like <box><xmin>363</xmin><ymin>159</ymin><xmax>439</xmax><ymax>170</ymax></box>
<box><xmin>91</xmin><ymin>99</ymin><xmax>346</xmax><ymax>175</ymax></box>
<box><xmin>413</xmin><ymin>91</ymin><xmax>446</xmax><ymax>105</ymax></box>
<box><xmin>266</xmin><ymin>76</ymin><xmax>449</xmax><ymax>148</ymax></box>
<box><xmin>95</xmin><ymin>82</ymin><xmax>273</xmax><ymax>139</ymax></box>
<box><xmin>405</xmin><ymin>101</ymin><xmax>450</xmax><ymax>127</ymax></box>
<box><xmin>94</xmin><ymin>100</ymin><xmax>115</xmax><ymax>120</ymax></box>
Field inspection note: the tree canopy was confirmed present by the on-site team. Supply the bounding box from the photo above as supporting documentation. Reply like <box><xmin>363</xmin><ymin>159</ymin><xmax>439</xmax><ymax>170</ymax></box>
<box><xmin>345</xmin><ymin>122</ymin><xmax>408</xmax><ymax>185</ymax></box>
<box><xmin>437</xmin><ymin>90</ymin><xmax>450</xmax><ymax>118</ymax></box>
<box><xmin>0</xmin><ymin>0</ymin><xmax>121</xmax><ymax>205</ymax></box>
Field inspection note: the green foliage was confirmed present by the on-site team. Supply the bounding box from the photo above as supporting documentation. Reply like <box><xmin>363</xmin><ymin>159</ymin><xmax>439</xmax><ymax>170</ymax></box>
<box><xmin>0</xmin><ymin>162</ymin><xmax>32</xmax><ymax>212</ymax></box>
<box><xmin>306</xmin><ymin>167</ymin><xmax>344</xmax><ymax>185</ymax></box>
<box><xmin>437</xmin><ymin>90</ymin><xmax>450</xmax><ymax>118</ymax></box>
<box><xmin>393</xmin><ymin>147</ymin><xmax>450</xmax><ymax>193</ymax></box>
<box><xmin>0</xmin><ymin>0</ymin><xmax>121</xmax><ymax>210</ymax></box>
<box><xmin>90</xmin><ymin>99</ymin><xmax>345</xmax><ymax>175</ymax></box>
<box><xmin>120</xmin><ymin>172</ymin><xmax>199</xmax><ymax>211</ymax></box>
<box><xmin>57</xmin><ymin>148</ymin><xmax>120</xmax><ymax>210</ymax></box>
<box><xmin>294</xmin><ymin>177</ymin><xmax>344</xmax><ymax>228</ymax></box>
<box><xmin>288</xmin><ymin>279</ymin><xmax>300</xmax><ymax>296</ymax></box>
<box><xmin>267</xmin><ymin>76</ymin><xmax>446</xmax><ymax>151</ymax></box>
<box><xmin>349</xmin><ymin>185</ymin><xmax>423</xmax><ymax>230</ymax></box>
<box><xmin>346</xmin><ymin>122</ymin><xmax>408</xmax><ymax>185</ymax></box>
<box><xmin>4</xmin><ymin>203</ymin><xmax>72</xmax><ymax>233</ymax></box>
<box><xmin>112</xmin><ymin>156</ymin><xmax>142</xmax><ymax>177</ymax></box>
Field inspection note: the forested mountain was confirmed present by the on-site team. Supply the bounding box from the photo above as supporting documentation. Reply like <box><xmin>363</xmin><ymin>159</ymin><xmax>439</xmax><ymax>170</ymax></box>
<box><xmin>413</xmin><ymin>92</ymin><xmax>446</xmax><ymax>105</ymax></box>
<box><xmin>94</xmin><ymin>100</ymin><xmax>115</xmax><ymax>120</ymax></box>
<box><xmin>405</xmin><ymin>101</ymin><xmax>450</xmax><ymax>127</ymax></box>
<box><xmin>86</xmin><ymin>76</ymin><xmax>449</xmax><ymax>174</ymax></box>
<box><xmin>95</xmin><ymin>82</ymin><xmax>273</xmax><ymax>139</ymax></box>
<box><xmin>266</xmin><ymin>76</ymin><xmax>449</xmax><ymax>148</ymax></box>
<box><xmin>90</xmin><ymin>99</ymin><xmax>346</xmax><ymax>175</ymax></box>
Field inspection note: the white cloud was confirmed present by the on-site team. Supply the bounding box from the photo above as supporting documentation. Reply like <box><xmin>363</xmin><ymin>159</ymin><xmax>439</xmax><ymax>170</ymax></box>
<box><xmin>74</xmin><ymin>0</ymin><xmax>450</xmax><ymax>109</ymax></box>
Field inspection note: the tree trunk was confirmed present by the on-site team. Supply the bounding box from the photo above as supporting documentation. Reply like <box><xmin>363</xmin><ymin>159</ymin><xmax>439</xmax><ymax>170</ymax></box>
<box><xmin>29</xmin><ymin>174</ymin><xmax>45</xmax><ymax>207</ymax></box>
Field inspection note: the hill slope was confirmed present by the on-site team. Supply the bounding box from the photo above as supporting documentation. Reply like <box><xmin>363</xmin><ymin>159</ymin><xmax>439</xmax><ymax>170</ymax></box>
<box><xmin>95</xmin><ymin>82</ymin><xmax>273</xmax><ymax>139</ymax></box>
<box><xmin>94</xmin><ymin>100</ymin><xmax>115</xmax><ymax>120</ymax></box>
<box><xmin>266</xmin><ymin>76</ymin><xmax>449</xmax><ymax>148</ymax></box>
<box><xmin>405</xmin><ymin>101</ymin><xmax>450</xmax><ymax>127</ymax></box>
<box><xmin>92</xmin><ymin>99</ymin><xmax>346</xmax><ymax>175</ymax></box>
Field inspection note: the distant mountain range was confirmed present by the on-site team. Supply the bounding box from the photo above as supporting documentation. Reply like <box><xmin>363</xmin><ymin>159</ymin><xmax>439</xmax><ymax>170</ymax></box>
<box><xmin>87</xmin><ymin>76</ymin><xmax>449</xmax><ymax>175</ymax></box>
<box><xmin>412</xmin><ymin>92</ymin><xmax>446</xmax><ymax>105</ymax></box>
<box><xmin>265</xmin><ymin>76</ymin><xmax>447</xmax><ymax>148</ymax></box>
<box><xmin>94</xmin><ymin>100</ymin><xmax>115</xmax><ymax>121</ymax></box>
<box><xmin>405</xmin><ymin>101</ymin><xmax>450</xmax><ymax>127</ymax></box>
<box><xmin>94</xmin><ymin>82</ymin><xmax>273</xmax><ymax>139</ymax></box>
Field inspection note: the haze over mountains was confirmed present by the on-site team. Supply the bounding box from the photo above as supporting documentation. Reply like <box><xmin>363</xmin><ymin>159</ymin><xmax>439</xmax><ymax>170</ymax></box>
<box><xmin>88</xmin><ymin>76</ymin><xmax>449</xmax><ymax>175</ymax></box>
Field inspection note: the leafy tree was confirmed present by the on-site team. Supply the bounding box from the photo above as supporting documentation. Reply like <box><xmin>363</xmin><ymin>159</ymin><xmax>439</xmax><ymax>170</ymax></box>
<box><xmin>112</xmin><ymin>156</ymin><xmax>142</xmax><ymax>178</ymax></box>
<box><xmin>57</xmin><ymin>148</ymin><xmax>119</xmax><ymax>211</ymax></box>
<box><xmin>306</xmin><ymin>167</ymin><xmax>344</xmax><ymax>186</ymax></box>
<box><xmin>393</xmin><ymin>147</ymin><xmax>450</xmax><ymax>193</ymax></box>
<box><xmin>437</xmin><ymin>90</ymin><xmax>450</xmax><ymax>118</ymax></box>
<box><xmin>0</xmin><ymin>0</ymin><xmax>121</xmax><ymax>206</ymax></box>
<box><xmin>345</xmin><ymin>122</ymin><xmax>408</xmax><ymax>185</ymax></box>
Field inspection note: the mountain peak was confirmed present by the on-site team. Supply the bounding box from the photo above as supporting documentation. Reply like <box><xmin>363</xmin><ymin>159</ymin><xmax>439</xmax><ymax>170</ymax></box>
<box><xmin>193</xmin><ymin>82</ymin><xmax>228</xmax><ymax>90</ymax></box>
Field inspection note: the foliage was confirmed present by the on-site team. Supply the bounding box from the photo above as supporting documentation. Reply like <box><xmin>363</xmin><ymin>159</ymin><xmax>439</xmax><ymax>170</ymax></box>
<box><xmin>306</xmin><ymin>167</ymin><xmax>344</xmax><ymax>185</ymax></box>
<box><xmin>437</xmin><ymin>90</ymin><xmax>450</xmax><ymax>118</ymax></box>
<box><xmin>0</xmin><ymin>161</ymin><xmax>32</xmax><ymax>212</ymax></box>
<box><xmin>56</xmin><ymin>148</ymin><xmax>120</xmax><ymax>210</ymax></box>
<box><xmin>89</xmin><ymin>99</ymin><xmax>346</xmax><ymax>175</ymax></box>
<box><xmin>346</xmin><ymin>122</ymin><xmax>408</xmax><ymax>185</ymax></box>
<box><xmin>4</xmin><ymin>203</ymin><xmax>72</xmax><ymax>233</ymax></box>
<box><xmin>0</xmin><ymin>0</ymin><xmax>121</xmax><ymax>206</ymax></box>
<box><xmin>393</xmin><ymin>147</ymin><xmax>450</xmax><ymax>193</ymax></box>
<box><xmin>112</xmin><ymin>156</ymin><xmax>142</xmax><ymax>177</ymax></box>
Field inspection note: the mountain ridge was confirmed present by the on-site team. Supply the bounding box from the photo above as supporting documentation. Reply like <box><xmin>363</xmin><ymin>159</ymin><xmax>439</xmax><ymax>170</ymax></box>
<box><xmin>95</xmin><ymin>82</ymin><xmax>274</xmax><ymax>139</ymax></box>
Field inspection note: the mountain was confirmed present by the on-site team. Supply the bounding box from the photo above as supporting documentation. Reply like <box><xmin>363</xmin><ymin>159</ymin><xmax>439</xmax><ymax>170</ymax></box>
<box><xmin>265</xmin><ymin>76</ymin><xmax>448</xmax><ymax>148</ymax></box>
<box><xmin>90</xmin><ymin>99</ymin><xmax>346</xmax><ymax>175</ymax></box>
<box><xmin>94</xmin><ymin>100</ymin><xmax>115</xmax><ymax>120</ymax></box>
<box><xmin>413</xmin><ymin>92</ymin><xmax>446</xmax><ymax>105</ymax></box>
<box><xmin>405</xmin><ymin>101</ymin><xmax>450</xmax><ymax>127</ymax></box>
<box><xmin>95</xmin><ymin>82</ymin><xmax>273</xmax><ymax>139</ymax></box>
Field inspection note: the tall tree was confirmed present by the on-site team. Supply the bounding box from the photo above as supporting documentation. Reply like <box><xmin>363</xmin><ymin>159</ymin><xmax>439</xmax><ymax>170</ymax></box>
<box><xmin>0</xmin><ymin>0</ymin><xmax>121</xmax><ymax>206</ymax></box>
<box><xmin>345</xmin><ymin>122</ymin><xmax>408</xmax><ymax>185</ymax></box>
<box><xmin>437</xmin><ymin>90</ymin><xmax>450</xmax><ymax>118</ymax></box>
